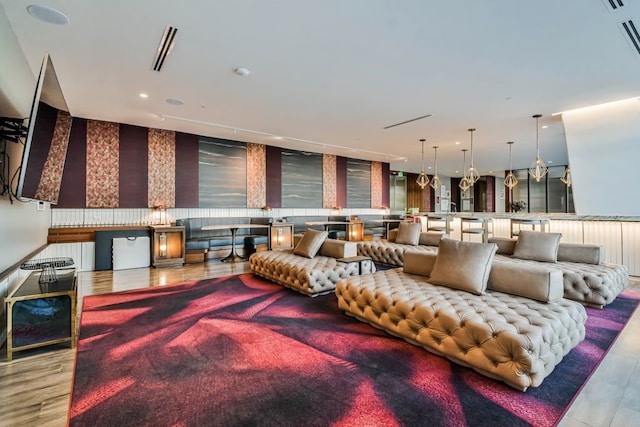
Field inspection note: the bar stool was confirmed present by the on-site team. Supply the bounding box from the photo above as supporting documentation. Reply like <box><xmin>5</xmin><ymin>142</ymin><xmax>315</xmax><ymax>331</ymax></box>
<box><xmin>426</xmin><ymin>214</ymin><xmax>450</xmax><ymax>235</ymax></box>
<box><xmin>460</xmin><ymin>217</ymin><xmax>492</xmax><ymax>243</ymax></box>
<box><xmin>510</xmin><ymin>218</ymin><xmax>548</xmax><ymax>238</ymax></box>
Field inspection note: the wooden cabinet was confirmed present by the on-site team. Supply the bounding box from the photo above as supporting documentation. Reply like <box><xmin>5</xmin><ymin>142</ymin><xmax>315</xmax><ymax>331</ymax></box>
<box><xmin>150</xmin><ymin>225</ymin><xmax>185</xmax><ymax>267</ymax></box>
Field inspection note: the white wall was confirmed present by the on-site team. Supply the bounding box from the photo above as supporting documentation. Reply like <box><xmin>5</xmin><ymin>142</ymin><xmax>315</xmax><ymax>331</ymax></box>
<box><xmin>0</xmin><ymin>4</ymin><xmax>50</xmax><ymax>273</ymax></box>
<box><xmin>562</xmin><ymin>98</ymin><xmax>640</xmax><ymax>215</ymax></box>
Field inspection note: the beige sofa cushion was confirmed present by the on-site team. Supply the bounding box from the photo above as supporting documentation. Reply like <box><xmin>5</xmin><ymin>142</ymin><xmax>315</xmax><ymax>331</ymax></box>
<box><xmin>387</xmin><ymin>229</ymin><xmax>398</xmax><ymax>242</ymax></box>
<box><xmin>418</xmin><ymin>232</ymin><xmax>443</xmax><ymax>246</ymax></box>
<box><xmin>513</xmin><ymin>231</ymin><xmax>562</xmax><ymax>263</ymax></box>
<box><xmin>395</xmin><ymin>222</ymin><xmax>421</xmax><ymax>245</ymax></box>
<box><xmin>403</xmin><ymin>251</ymin><xmax>437</xmax><ymax>277</ymax></box>
<box><xmin>488</xmin><ymin>237</ymin><xmax>517</xmax><ymax>255</ymax></box>
<box><xmin>294</xmin><ymin>228</ymin><xmax>328</xmax><ymax>258</ymax></box>
<box><xmin>557</xmin><ymin>243</ymin><xmax>604</xmax><ymax>265</ymax></box>
<box><xmin>318</xmin><ymin>239</ymin><xmax>357</xmax><ymax>258</ymax></box>
<box><xmin>488</xmin><ymin>259</ymin><xmax>564</xmax><ymax>303</ymax></box>
<box><xmin>429</xmin><ymin>238</ymin><xmax>498</xmax><ymax>295</ymax></box>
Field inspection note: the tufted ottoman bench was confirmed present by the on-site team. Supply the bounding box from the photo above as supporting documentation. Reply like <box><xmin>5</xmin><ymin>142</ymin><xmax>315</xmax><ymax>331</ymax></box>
<box><xmin>250</xmin><ymin>238</ymin><xmax>373</xmax><ymax>297</ymax></box>
<box><xmin>335</xmin><ymin>246</ymin><xmax>587</xmax><ymax>391</ymax></box>
<box><xmin>356</xmin><ymin>230</ymin><xmax>441</xmax><ymax>266</ymax></box>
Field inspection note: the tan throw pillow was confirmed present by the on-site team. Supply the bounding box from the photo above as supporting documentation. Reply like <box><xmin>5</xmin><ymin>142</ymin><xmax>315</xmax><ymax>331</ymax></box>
<box><xmin>512</xmin><ymin>231</ymin><xmax>562</xmax><ymax>263</ymax></box>
<box><xmin>403</xmin><ymin>251</ymin><xmax>437</xmax><ymax>277</ymax></box>
<box><xmin>395</xmin><ymin>222</ymin><xmax>421</xmax><ymax>245</ymax></box>
<box><xmin>428</xmin><ymin>238</ymin><xmax>498</xmax><ymax>295</ymax></box>
<box><xmin>418</xmin><ymin>232</ymin><xmax>443</xmax><ymax>247</ymax></box>
<box><xmin>293</xmin><ymin>228</ymin><xmax>328</xmax><ymax>258</ymax></box>
<box><xmin>387</xmin><ymin>229</ymin><xmax>398</xmax><ymax>242</ymax></box>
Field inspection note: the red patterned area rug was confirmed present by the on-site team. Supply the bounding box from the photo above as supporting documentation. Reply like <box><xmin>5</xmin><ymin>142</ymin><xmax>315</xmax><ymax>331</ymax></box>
<box><xmin>69</xmin><ymin>274</ymin><xmax>639</xmax><ymax>427</ymax></box>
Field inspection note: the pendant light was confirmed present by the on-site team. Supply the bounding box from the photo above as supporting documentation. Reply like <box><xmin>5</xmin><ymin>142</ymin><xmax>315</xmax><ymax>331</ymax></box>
<box><xmin>459</xmin><ymin>149</ymin><xmax>471</xmax><ymax>192</ymax></box>
<box><xmin>429</xmin><ymin>146</ymin><xmax>441</xmax><ymax>190</ymax></box>
<box><xmin>416</xmin><ymin>139</ymin><xmax>429</xmax><ymax>189</ymax></box>
<box><xmin>528</xmin><ymin>114</ymin><xmax>548</xmax><ymax>182</ymax></box>
<box><xmin>561</xmin><ymin>165</ymin><xmax>572</xmax><ymax>187</ymax></box>
<box><xmin>504</xmin><ymin>141</ymin><xmax>518</xmax><ymax>189</ymax></box>
<box><xmin>465</xmin><ymin>128</ymin><xmax>480</xmax><ymax>185</ymax></box>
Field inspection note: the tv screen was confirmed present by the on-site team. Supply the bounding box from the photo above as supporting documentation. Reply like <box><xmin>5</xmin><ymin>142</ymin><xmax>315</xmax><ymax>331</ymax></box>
<box><xmin>16</xmin><ymin>52</ymin><xmax>72</xmax><ymax>204</ymax></box>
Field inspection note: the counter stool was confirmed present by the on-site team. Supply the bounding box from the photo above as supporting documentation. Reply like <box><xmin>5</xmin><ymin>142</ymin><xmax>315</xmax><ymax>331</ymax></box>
<box><xmin>510</xmin><ymin>218</ymin><xmax>548</xmax><ymax>238</ymax></box>
<box><xmin>460</xmin><ymin>217</ymin><xmax>492</xmax><ymax>243</ymax></box>
<box><xmin>426</xmin><ymin>214</ymin><xmax>450</xmax><ymax>235</ymax></box>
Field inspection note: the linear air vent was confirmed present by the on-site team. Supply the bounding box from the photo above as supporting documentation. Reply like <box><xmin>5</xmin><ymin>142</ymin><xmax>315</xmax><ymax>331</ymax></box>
<box><xmin>620</xmin><ymin>19</ymin><xmax>640</xmax><ymax>56</ymax></box>
<box><xmin>383</xmin><ymin>114</ymin><xmax>432</xmax><ymax>129</ymax></box>
<box><xmin>602</xmin><ymin>0</ymin><xmax>624</xmax><ymax>12</ymax></box>
<box><xmin>152</xmin><ymin>26</ymin><xmax>178</xmax><ymax>72</ymax></box>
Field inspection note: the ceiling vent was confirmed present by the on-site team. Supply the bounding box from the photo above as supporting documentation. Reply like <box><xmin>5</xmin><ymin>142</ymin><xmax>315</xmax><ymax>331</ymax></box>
<box><xmin>619</xmin><ymin>19</ymin><xmax>640</xmax><ymax>56</ymax></box>
<box><xmin>152</xmin><ymin>26</ymin><xmax>178</xmax><ymax>72</ymax></box>
<box><xmin>602</xmin><ymin>0</ymin><xmax>624</xmax><ymax>12</ymax></box>
<box><xmin>383</xmin><ymin>114</ymin><xmax>432</xmax><ymax>129</ymax></box>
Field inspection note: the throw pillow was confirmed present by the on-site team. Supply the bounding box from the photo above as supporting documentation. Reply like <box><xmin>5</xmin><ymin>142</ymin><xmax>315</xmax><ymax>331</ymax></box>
<box><xmin>428</xmin><ymin>238</ymin><xmax>498</xmax><ymax>295</ymax></box>
<box><xmin>512</xmin><ymin>231</ymin><xmax>562</xmax><ymax>263</ymax></box>
<box><xmin>293</xmin><ymin>228</ymin><xmax>328</xmax><ymax>258</ymax></box>
<box><xmin>395</xmin><ymin>222</ymin><xmax>421</xmax><ymax>245</ymax></box>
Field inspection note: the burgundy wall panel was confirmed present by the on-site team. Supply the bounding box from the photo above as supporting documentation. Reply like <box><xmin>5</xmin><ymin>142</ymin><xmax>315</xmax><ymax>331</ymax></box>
<box><xmin>175</xmin><ymin>132</ymin><xmax>199</xmax><ymax>207</ymax></box>
<box><xmin>336</xmin><ymin>156</ymin><xmax>347</xmax><ymax>208</ymax></box>
<box><xmin>382</xmin><ymin>162</ymin><xmax>390</xmax><ymax>208</ymax></box>
<box><xmin>265</xmin><ymin>146</ymin><xmax>282</xmax><ymax>208</ymax></box>
<box><xmin>56</xmin><ymin>118</ymin><xmax>87</xmax><ymax>207</ymax></box>
<box><xmin>486</xmin><ymin>176</ymin><xmax>496</xmax><ymax>213</ymax></box>
<box><xmin>118</xmin><ymin>124</ymin><xmax>148</xmax><ymax>208</ymax></box>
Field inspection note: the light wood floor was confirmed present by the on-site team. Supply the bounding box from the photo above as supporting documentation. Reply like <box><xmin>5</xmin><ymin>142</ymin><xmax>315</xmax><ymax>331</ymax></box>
<box><xmin>0</xmin><ymin>262</ymin><xmax>638</xmax><ymax>427</ymax></box>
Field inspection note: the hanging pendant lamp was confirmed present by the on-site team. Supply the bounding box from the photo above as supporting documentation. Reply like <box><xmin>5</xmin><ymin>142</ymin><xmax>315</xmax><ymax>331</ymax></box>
<box><xmin>429</xmin><ymin>146</ymin><xmax>441</xmax><ymax>190</ymax></box>
<box><xmin>504</xmin><ymin>141</ymin><xmax>518</xmax><ymax>189</ymax></box>
<box><xmin>416</xmin><ymin>139</ymin><xmax>429</xmax><ymax>189</ymax></box>
<box><xmin>561</xmin><ymin>165</ymin><xmax>572</xmax><ymax>187</ymax></box>
<box><xmin>459</xmin><ymin>149</ymin><xmax>471</xmax><ymax>192</ymax></box>
<box><xmin>465</xmin><ymin>128</ymin><xmax>480</xmax><ymax>185</ymax></box>
<box><xmin>528</xmin><ymin>114</ymin><xmax>548</xmax><ymax>182</ymax></box>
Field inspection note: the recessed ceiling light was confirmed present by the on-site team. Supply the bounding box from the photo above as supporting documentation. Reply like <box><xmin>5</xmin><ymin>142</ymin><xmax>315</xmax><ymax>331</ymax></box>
<box><xmin>165</xmin><ymin>98</ymin><xmax>184</xmax><ymax>106</ymax></box>
<box><xmin>548</xmin><ymin>160</ymin><xmax>553</xmax><ymax>164</ymax></box>
<box><xmin>139</xmin><ymin>93</ymin><xmax>148</xmax><ymax>98</ymax></box>
<box><xmin>234</xmin><ymin>67</ymin><xmax>250</xmax><ymax>77</ymax></box>
<box><xmin>27</xmin><ymin>4</ymin><xmax>69</xmax><ymax>25</ymax></box>
<box><xmin>455</xmin><ymin>141</ymin><xmax>460</xmax><ymax>145</ymax></box>
<box><xmin>542</xmin><ymin>125</ymin><xmax>548</xmax><ymax>129</ymax></box>
<box><xmin>428</xmin><ymin>166</ymin><xmax>432</xmax><ymax>170</ymax></box>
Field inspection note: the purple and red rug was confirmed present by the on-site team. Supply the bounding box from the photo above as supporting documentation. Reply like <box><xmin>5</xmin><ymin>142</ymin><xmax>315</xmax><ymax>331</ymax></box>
<box><xmin>69</xmin><ymin>274</ymin><xmax>639</xmax><ymax>427</ymax></box>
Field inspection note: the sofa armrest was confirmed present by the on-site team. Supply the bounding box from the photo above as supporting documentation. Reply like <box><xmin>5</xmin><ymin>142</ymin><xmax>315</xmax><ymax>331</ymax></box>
<box><xmin>403</xmin><ymin>251</ymin><xmax>437</xmax><ymax>277</ymax></box>
<box><xmin>488</xmin><ymin>260</ymin><xmax>564</xmax><ymax>303</ymax></box>
<box><xmin>318</xmin><ymin>239</ymin><xmax>357</xmax><ymax>258</ymax></box>
<box><xmin>557</xmin><ymin>243</ymin><xmax>604</xmax><ymax>265</ymax></box>
<box><xmin>418</xmin><ymin>232</ymin><xmax>443</xmax><ymax>246</ymax></box>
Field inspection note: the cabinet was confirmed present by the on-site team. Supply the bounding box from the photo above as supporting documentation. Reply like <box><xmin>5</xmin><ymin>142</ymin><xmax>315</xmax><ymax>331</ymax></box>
<box><xmin>5</xmin><ymin>269</ymin><xmax>77</xmax><ymax>361</ymax></box>
<box><xmin>151</xmin><ymin>225</ymin><xmax>185</xmax><ymax>267</ymax></box>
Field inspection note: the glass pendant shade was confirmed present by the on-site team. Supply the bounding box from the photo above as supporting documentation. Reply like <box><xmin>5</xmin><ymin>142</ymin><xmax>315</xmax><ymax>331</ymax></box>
<box><xmin>458</xmin><ymin>149</ymin><xmax>471</xmax><ymax>191</ymax></box>
<box><xmin>429</xmin><ymin>146</ymin><xmax>440</xmax><ymax>190</ymax></box>
<box><xmin>504</xmin><ymin>141</ymin><xmax>518</xmax><ymax>189</ymax></box>
<box><xmin>561</xmin><ymin>166</ymin><xmax>572</xmax><ymax>187</ymax></box>
<box><xmin>528</xmin><ymin>114</ymin><xmax>548</xmax><ymax>182</ymax></box>
<box><xmin>416</xmin><ymin>139</ymin><xmax>429</xmax><ymax>189</ymax></box>
<box><xmin>465</xmin><ymin>128</ymin><xmax>480</xmax><ymax>185</ymax></box>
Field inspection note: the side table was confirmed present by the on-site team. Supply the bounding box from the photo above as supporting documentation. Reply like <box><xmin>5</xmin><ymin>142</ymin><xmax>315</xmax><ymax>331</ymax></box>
<box><xmin>151</xmin><ymin>225</ymin><xmax>186</xmax><ymax>267</ymax></box>
<box><xmin>338</xmin><ymin>256</ymin><xmax>374</xmax><ymax>275</ymax></box>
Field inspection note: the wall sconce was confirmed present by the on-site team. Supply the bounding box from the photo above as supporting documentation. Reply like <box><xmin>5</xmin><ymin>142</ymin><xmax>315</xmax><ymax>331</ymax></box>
<box><xmin>159</xmin><ymin>232</ymin><xmax>168</xmax><ymax>257</ymax></box>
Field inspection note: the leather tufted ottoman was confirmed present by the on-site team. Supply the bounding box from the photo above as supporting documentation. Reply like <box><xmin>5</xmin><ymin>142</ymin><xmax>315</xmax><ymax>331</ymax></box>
<box><xmin>335</xmin><ymin>268</ymin><xmax>587</xmax><ymax>391</ymax></box>
<box><xmin>357</xmin><ymin>240</ymin><xmax>438</xmax><ymax>266</ymax></box>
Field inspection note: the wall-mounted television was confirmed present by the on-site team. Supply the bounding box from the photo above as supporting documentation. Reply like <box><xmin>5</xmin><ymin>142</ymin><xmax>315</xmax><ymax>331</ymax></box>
<box><xmin>16</xmin><ymin>52</ymin><xmax>72</xmax><ymax>204</ymax></box>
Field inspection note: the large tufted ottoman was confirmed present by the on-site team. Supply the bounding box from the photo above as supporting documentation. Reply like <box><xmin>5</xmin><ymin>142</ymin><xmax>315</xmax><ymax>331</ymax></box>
<box><xmin>250</xmin><ymin>249</ymin><xmax>374</xmax><ymax>297</ymax></box>
<box><xmin>335</xmin><ymin>268</ymin><xmax>587</xmax><ymax>391</ymax></box>
<box><xmin>357</xmin><ymin>241</ymin><xmax>438</xmax><ymax>266</ymax></box>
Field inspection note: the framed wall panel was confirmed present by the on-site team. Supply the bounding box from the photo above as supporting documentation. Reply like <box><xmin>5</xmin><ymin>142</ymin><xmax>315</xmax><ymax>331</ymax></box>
<box><xmin>198</xmin><ymin>137</ymin><xmax>247</xmax><ymax>208</ymax></box>
<box><xmin>281</xmin><ymin>150</ymin><xmax>322</xmax><ymax>208</ymax></box>
<box><xmin>346</xmin><ymin>159</ymin><xmax>371</xmax><ymax>208</ymax></box>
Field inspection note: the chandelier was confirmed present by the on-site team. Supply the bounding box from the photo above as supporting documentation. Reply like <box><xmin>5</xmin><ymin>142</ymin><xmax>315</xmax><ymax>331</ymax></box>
<box><xmin>465</xmin><ymin>128</ymin><xmax>480</xmax><ymax>185</ymax></box>
<box><xmin>504</xmin><ymin>141</ymin><xmax>518</xmax><ymax>189</ymax></box>
<box><xmin>429</xmin><ymin>146</ymin><xmax>441</xmax><ymax>190</ymax></box>
<box><xmin>458</xmin><ymin>149</ymin><xmax>471</xmax><ymax>192</ymax></box>
<box><xmin>561</xmin><ymin>165</ymin><xmax>572</xmax><ymax>187</ymax></box>
<box><xmin>416</xmin><ymin>139</ymin><xmax>429</xmax><ymax>189</ymax></box>
<box><xmin>528</xmin><ymin>114</ymin><xmax>548</xmax><ymax>181</ymax></box>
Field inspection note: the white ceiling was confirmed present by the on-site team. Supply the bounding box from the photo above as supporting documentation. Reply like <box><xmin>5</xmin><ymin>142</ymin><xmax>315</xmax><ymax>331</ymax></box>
<box><xmin>2</xmin><ymin>0</ymin><xmax>640</xmax><ymax>177</ymax></box>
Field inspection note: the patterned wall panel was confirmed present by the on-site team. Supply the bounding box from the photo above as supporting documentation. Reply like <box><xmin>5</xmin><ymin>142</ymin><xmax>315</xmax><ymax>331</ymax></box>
<box><xmin>199</xmin><ymin>137</ymin><xmax>247</xmax><ymax>208</ymax></box>
<box><xmin>34</xmin><ymin>110</ymin><xmax>72</xmax><ymax>204</ymax></box>
<box><xmin>148</xmin><ymin>128</ymin><xmax>176</xmax><ymax>208</ymax></box>
<box><xmin>347</xmin><ymin>159</ymin><xmax>371</xmax><ymax>208</ymax></box>
<box><xmin>86</xmin><ymin>120</ymin><xmax>119</xmax><ymax>207</ymax></box>
<box><xmin>246</xmin><ymin>143</ymin><xmax>266</xmax><ymax>208</ymax></box>
<box><xmin>282</xmin><ymin>150</ymin><xmax>322</xmax><ymax>208</ymax></box>
<box><xmin>56</xmin><ymin>118</ymin><xmax>87</xmax><ymax>207</ymax></box>
<box><xmin>322</xmin><ymin>154</ymin><xmax>337</xmax><ymax>208</ymax></box>
<box><xmin>370</xmin><ymin>161</ymin><xmax>382</xmax><ymax>209</ymax></box>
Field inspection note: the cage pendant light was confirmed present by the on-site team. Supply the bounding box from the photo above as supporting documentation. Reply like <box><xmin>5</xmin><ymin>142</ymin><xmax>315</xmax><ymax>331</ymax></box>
<box><xmin>560</xmin><ymin>166</ymin><xmax>572</xmax><ymax>187</ymax></box>
<box><xmin>459</xmin><ymin>149</ymin><xmax>471</xmax><ymax>191</ymax></box>
<box><xmin>528</xmin><ymin>114</ymin><xmax>548</xmax><ymax>182</ymax></box>
<box><xmin>429</xmin><ymin>146</ymin><xmax>441</xmax><ymax>190</ymax></box>
<box><xmin>504</xmin><ymin>141</ymin><xmax>518</xmax><ymax>189</ymax></box>
<box><xmin>416</xmin><ymin>139</ymin><xmax>429</xmax><ymax>189</ymax></box>
<box><xmin>465</xmin><ymin>128</ymin><xmax>480</xmax><ymax>185</ymax></box>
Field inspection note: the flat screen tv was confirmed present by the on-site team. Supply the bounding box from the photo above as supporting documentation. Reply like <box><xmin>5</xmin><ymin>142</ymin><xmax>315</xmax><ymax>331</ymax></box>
<box><xmin>16</xmin><ymin>52</ymin><xmax>72</xmax><ymax>204</ymax></box>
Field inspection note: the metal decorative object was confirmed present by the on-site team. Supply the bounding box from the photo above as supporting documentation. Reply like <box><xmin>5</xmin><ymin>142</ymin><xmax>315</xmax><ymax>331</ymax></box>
<box><xmin>528</xmin><ymin>114</ymin><xmax>548</xmax><ymax>182</ymax></box>
<box><xmin>429</xmin><ymin>146</ymin><xmax>441</xmax><ymax>190</ymax></box>
<box><xmin>504</xmin><ymin>141</ymin><xmax>518</xmax><ymax>189</ymax></box>
<box><xmin>416</xmin><ymin>139</ymin><xmax>429</xmax><ymax>189</ymax></box>
<box><xmin>459</xmin><ymin>149</ymin><xmax>471</xmax><ymax>191</ymax></box>
<box><xmin>465</xmin><ymin>128</ymin><xmax>480</xmax><ymax>185</ymax></box>
<box><xmin>21</xmin><ymin>257</ymin><xmax>74</xmax><ymax>284</ymax></box>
